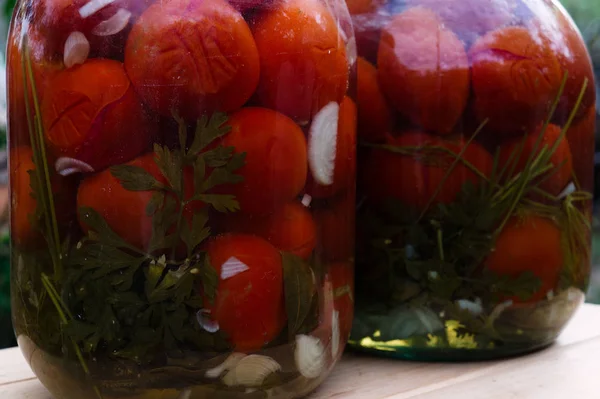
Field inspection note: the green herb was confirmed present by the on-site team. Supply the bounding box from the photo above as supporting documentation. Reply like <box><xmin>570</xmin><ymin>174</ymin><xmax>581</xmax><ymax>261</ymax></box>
<box><xmin>281</xmin><ymin>252</ymin><xmax>316</xmax><ymax>337</ymax></box>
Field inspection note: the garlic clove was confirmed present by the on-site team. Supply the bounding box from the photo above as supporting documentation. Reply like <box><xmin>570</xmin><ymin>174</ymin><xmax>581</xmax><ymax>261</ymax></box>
<box><xmin>64</xmin><ymin>32</ymin><xmax>90</xmax><ymax>69</ymax></box>
<box><xmin>301</xmin><ymin>193</ymin><xmax>312</xmax><ymax>207</ymax></box>
<box><xmin>558</xmin><ymin>181</ymin><xmax>576</xmax><ymax>200</ymax></box>
<box><xmin>220</xmin><ymin>256</ymin><xmax>250</xmax><ymax>280</ymax></box>
<box><xmin>196</xmin><ymin>309</ymin><xmax>219</xmax><ymax>333</ymax></box>
<box><xmin>79</xmin><ymin>0</ymin><xmax>117</xmax><ymax>18</ymax></box>
<box><xmin>331</xmin><ymin>310</ymin><xmax>340</xmax><ymax>358</ymax></box>
<box><xmin>294</xmin><ymin>334</ymin><xmax>326</xmax><ymax>379</ymax></box>
<box><xmin>308</xmin><ymin>102</ymin><xmax>339</xmax><ymax>186</ymax></box>
<box><xmin>205</xmin><ymin>352</ymin><xmax>246</xmax><ymax>379</ymax></box>
<box><xmin>55</xmin><ymin>157</ymin><xmax>95</xmax><ymax>176</ymax></box>
<box><xmin>222</xmin><ymin>355</ymin><xmax>281</xmax><ymax>387</ymax></box>
<box><xmin>92</xmin><ymin>8</ymin><xmax>132</xmax><ymax>36</ymax></box>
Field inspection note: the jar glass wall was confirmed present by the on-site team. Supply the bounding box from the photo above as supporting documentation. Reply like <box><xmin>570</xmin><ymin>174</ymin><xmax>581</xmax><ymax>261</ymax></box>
<box><xmin>351</xmin><ymin>0</ymin><xmax>595</xmax><ymax>360</ymax></box>
<box><xmin>8</xmin><ymin>0</ymin><xmax>356</xmax><ymax>397</ymax></box>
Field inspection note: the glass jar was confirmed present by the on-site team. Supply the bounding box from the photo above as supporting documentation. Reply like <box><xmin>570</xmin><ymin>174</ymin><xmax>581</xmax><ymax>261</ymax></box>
<box><xmin>351</xmin><ymin>0</ymin><xmax>595</xmax><ymax>360</ymax></box>
<box><xmin>7</xmin><ymin>0</ymin><xmax>356</xmax><ymax>397</ymax></box>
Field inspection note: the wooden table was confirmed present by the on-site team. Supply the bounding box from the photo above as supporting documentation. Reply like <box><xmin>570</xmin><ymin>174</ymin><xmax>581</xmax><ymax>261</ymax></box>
<box><xmin>1</xmin><ymin>304</ymin><xmax>599</xmax><ymax>398</ymax></box>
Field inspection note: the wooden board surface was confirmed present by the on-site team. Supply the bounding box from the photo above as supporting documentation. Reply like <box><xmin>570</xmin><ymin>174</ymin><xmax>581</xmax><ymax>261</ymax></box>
<box><xmin>0</xmin><ymin>304</ymin><xmax>599</xmax><ymax>398</ymax></box>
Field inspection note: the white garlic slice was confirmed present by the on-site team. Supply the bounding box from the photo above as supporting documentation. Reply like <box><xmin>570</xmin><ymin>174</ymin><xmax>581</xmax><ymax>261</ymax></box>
<box><xmin>455</xmin><ymin>298</ymin><xmax>483</xmax><ymax>316</ymax></box>
<box><xmin>196</xmin><ymin>309</ymin><xmax>219</xmax><ymax>333</ymax></box>
<box><xmin>557</xmin><ymin>181</ymin><xmax>576</xmax><ymax>200</ymax></box>
<box><xmin>295</xmin><ymin>334</ymin><xmax>326</xmax><ymax>379</ymax></box>
<box><xmin>220</xmin><ymin>256</ymin><xmax>249</xmax><ymax>280</ymax></box>
<box><xmin>79</xmin><ymin>0</ymin><xmax>117</xmax><ymax>18</ymax></box>
<box><xmin>92</xmin><ymin>8</ymin><xmax>131</xmax><ymax>36</ymax></box>
<box><xmin>308</xmin><ymin>102</ymin><xmax>339</xmax><ymax>186</ymax></box>
<box><xmin>205</xmin><ymin>352</ymin><xmax>246</xmax><ymax>379</ymax></box>
<box><xmin>331</xmin><ymin>309</ymin><xmax>340</xmax><ymax>358</ymax></box>
<box><xmin>64</xmin><ymin>32</ymin><xmax>90</xmax><ymax>69</ymax></box>
<box><xmin>55</xmin><ymin>157</ymin><xmax>94</xmax><ymax>176</ymax></box>
<box><xmin>222</xmin><ymin>355</ymin><xmax>281</xmax><ymax>387</ymax></box>
<box><xmin>301</xmin><ymin>194</ymin><xmax>313</xmax><ymax>207</ymax></box>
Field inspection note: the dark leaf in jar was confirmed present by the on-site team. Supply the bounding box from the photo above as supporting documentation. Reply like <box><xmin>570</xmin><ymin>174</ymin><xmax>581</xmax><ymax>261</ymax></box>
<box><xmin>201</xmin><ymin>256</ymin><xmax>219</xmax><ymax>304</ymax></box>
<box><xmin>281</xmin><ymin>252</ymin><xmax>316</xmax><ymax>337</ymax></box>
<box><xmin>146</xmin><ymin>191</ymin><xmax>165</xmax><ymax>217</ymax></box>
<box><xmin>190</xmin><ymin>113</ymin><xmax>231</xmax><ymax>155</ymax></box>
<box><xmin>78</xmin><ymin>207</ymin><xmax>133</xmax><ymax>250</ymax></box>
<box><xmin>180</xmin><ymin>210</ymin><xmax>210</xmax><ymax>256</ymax></box>
<box><xmin>154</xmin><ymin>144</ymin><xmax>183</xmax><ymax>195</ymax></box>
<box><xmin>194</xmin><ymin>194</ymin><xmax>239</xmax><ymax>213</ymax></box>
<box><xmin>199</xmin><ymin>168</ymin><xmax>244</xmax><ymax>193</ymax></box>
<box><xmin>480</xmin><ymin>270</ymin><xmax>543</xmax><ymax>302</ymax></box>
<box><xmin>110</xmin><ymin>164</ymin><xmax>164</xmax><ymax>192</ymax></box>
<box><xmin>376</xmin><ymin>306</ymin><xmax>444</xmax><ymax>341</ymax></box>
<box><xmin>202</xmin><ymin>146</ymin><xmax>235</xmax><ymax>168</ymax></box>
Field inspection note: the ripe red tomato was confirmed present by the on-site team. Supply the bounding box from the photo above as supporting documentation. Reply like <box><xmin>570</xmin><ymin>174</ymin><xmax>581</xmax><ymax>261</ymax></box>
<box><xmin>313</xmin><ymin>189</ymin><xmax>356</xmax><ymax>262</ymax></box>
<box><xmin>42</xmin><ymin>59</ymin><xmax>154</xmax><ymax>173</ymax></box>
<box><xmin>220</xmin><ymin>201</ymin><xmax>317</xmax><ymax>260</ymax></box>
<box><xmin>202</xmin><ymin>234</ymin><xmax>286</xmax><ymax>351</ymax></box>
<box><xmin>307</xmin><ymin>96</ymin><xmax>357</xmax><ymax>199</ymax></box>
<box><xmin>362</xmin><ymin>131</ymin><xmax>492</xmax><ymax>211</ymax></box>
<box><xmin>218</xmin><ymin>107</ymin><xmax>308</xmax><ymax>214</ymax></box>
<box><xmin>485</xmin><ymin>215</ymin><xmax>563</xmax><ymax>303</ymax></box>
<box><xmin>125</xmin><ymin>0</ymin><xmax>259</xmax><ymax>119</ymax></box>
<box><xmin>407</xmin><ymin>0</ymin><xmax>517</xmax><ymax>45</ymax></box>
<box><xmin>10</xmin><ymin>146</ymin><xmax>74</xmax><ymax>248</ymax></box>
<box><xmin>356</xmin><ymin>57</ymin><xmax>393</xmax><ymax>143</ymax></box>
<box><xmin>77</xmin><ymin>153</ymin><xmax>202</xmax><ymax>251</ymax></box>
<box><xmin>470</xmin><ymin>26</ymin><xmax>562</xmax><ymax>136</ymax></box>
<box><xmin>252</xmin><ymin>0</ymin><xmax>349</xmax><ymax>122</ymax></box>
<box><xmin>498</xmin><ymin>124</ymin><xmax>573</xmax><ymax>197</ymax></box>
<box><xmin>567</xmin><ymin>106</ymin><xmax>595</xmax><ymax>193</ymax></box>
<box><xmin>377</xmin><ymin>7</ymin><xmax>470</xmax><ymax>135</ymax></box>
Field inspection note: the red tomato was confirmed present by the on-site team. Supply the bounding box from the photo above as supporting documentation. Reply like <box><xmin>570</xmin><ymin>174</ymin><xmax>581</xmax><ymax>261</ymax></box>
<box><xmin>407</xmin><ymin>0</ymin><xmax>517</xmax><ymax>46</ymax></box>
<box><xmin>352</xmin><ymin>11</ymin><xmax>391</xmax><ymax>65</ymax></box>
<box><xmin>567</xmin><ymin>106</ymin><xmax>595</xmax><ymax>193</ymax></box>
<box><xmin>220</xmin><ymin>201</ymin><xmax>317</xmax><ymax>260</ymax></box>
<box><xmin>41</xmin><ymin>59</ymin><xmax>154</xmax><ymax>172</ymax></box>
<box><xmin>202</xmin><ymin>234</ymin><xmax>286</xmax><ymax>351</ymax></box>
<box><xmin>307</xmin><ymin>96</ymin><xmax>357</xmax><ymax>199</ymax></box>
<box><xmin>252</xmin><ymin>0</ymin><xmax>349</xmax><ymax>122</ymax></box>
<box><xmin>218</xmin><ymin>107</ymin><xmax>308</xmax><ymax>214</ymax></box>
<box><xmin>10</xmin><ymin>146</ymin><xmax>74</xmax><ymax>248</ymax></box>
<box><xmin>77</xmin><ymin>153</ymin><xmax>201</xmax><ymax>251</ymax></box>
<box><xmin>362</xmin><ymin>131</ymin><xmax>492</xmax><ymax>211</ymax></box>
<box><xmin>377</xmin><ymin>7</ymin><xmax>470</xmax><ymax>135</ymax></box>
<box><xmin>345</xmin><ymin>0</ymin><xmax>385</xmax><ymax>15</ymax></box>
<box><xmin>498</xmin><ymin>124</ymin><xmax>573</xmax><ymax>197</ymax></box>
<box><xmin>485</xmin><ymin>215</ymin><xmax>563</xmax><ymax>303</ymax></box>
<box><xmin>313</xmin><ymin>189</ymin><xmax>356</xmax><ymax>262</ymax></box>
<box><xmin>470</xmin><ymin>26</ymin><xmax>562</xmax><ymax>136</ymax></box>
<box><xmin>356</xmin><ymin>57</ymin><xmax>393</xmax><ymax>143</ymax></box>
<box><xmin>125</xmin><ymin>0</ymin><xmax>259</xmax><ymax>119</ymax></box>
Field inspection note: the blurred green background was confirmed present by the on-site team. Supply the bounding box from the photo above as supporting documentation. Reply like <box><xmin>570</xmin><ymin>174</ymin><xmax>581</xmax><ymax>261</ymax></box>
<box><xmin>0</xmin><ymin>0</ymin><xmax>597</xmax><ymax>348</ymax></box>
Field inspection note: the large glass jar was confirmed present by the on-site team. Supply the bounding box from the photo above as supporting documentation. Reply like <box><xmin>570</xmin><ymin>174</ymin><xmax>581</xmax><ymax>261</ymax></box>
<box><xmin>350</xmin><ymin>0</ymin><xmax>595</xmax><ymax>360</ymax></box>
<box><xmin>7</xmin><ymin>0</ymin><xmax>356</xmax><ymax>397</ymax></box>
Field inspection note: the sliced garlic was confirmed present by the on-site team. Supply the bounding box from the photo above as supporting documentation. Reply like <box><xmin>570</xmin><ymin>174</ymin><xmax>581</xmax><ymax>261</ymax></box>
<box><xmin>295</xmin><ymin>334</ymin><xmax>326</xmax><ymax>379</ymax></box>
<box><xmin>92</xmin><ymin>8</ymin><xmax>131</xmax><ymax>36</ymax></box>
<box><xmin>64</xmin><ymin>32</ymin><xmax>90</xmax><ymax>69</ymax></box>
<box><xmin>79</xmin><ymin>0</ymin><xmax>117</xmax><ymax>18</ymax></box>
<box><xmin>331</xmin><ymin>310</ymin><xmax>340</xmax><ymax>358</ymax></box>
<box><xmin>301</xmin><ymin>194</ymin><xmax>312</xmax><ymax>207</ymax></box>
<box><xmin>222</xmin><ymin>355</ymin><xmax>281</xmax><ymax>387</ymax></box>
<box><xmin>205</xmin><ymin>352</ymin><xmax>246</xmax><ymax>379</ymax></box>
<box><xmin>196</xmin><ymin>309</ymin><xmax>219</xmax><ymax>333</ymax></box>
<box><xmin>55</xmin><ymin>157</ymin><xmax>94</xmax><ymax>176</ymax></box>
<box><xmin>220</xmin><ymin>256</ymin><xmax>249</xmax><ymax>280</ymax></box>
<box><xmin>557</xmin><ymin>181</ymin><xmax>576</xmax><ymax>200</ymax></box>
<box><xmin>455</xmin><ymin>298</ymin><xmax>483</xmax><ymax>316</ymax></box>
<box><xmin>308</xmin><ymin>102</ymin><xmax>339</xmax><ymax>186</ymax></box>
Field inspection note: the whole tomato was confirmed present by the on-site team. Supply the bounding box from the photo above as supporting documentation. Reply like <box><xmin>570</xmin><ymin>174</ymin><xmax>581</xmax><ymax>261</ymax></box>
<box><xmin>125</xmin><ymin>0</ymin><xmax>259</xmax><ymax>119</ymax></box>
<box><xmin>307</xmin><ymin>96</ymin><xmax>357</xmax><ymax>199</ymax></box>
<box><xmin>470</xmin><ymin>26</ymin><xmax>562</xmax><ymax>136</ymax></box>
<box><xmin>10</xmin><ymin>146</ymin><xmax>75</xmax><ymax>248</ymax></box>
<box><xmin>377</xmin><ymin>7</ymin><xmax>470</xmax><ymax>135</ymax></box>
<box><xmin>407</xmin><ymin>0</ymin><xmax>517</xmax><ymax>46</ymax></box>
<box><xmin>485</xmin><ymin>215</ymin><xmax>563</xmax><ymax>303</ymax></box>
<box><xmin>356</xmin><ymin>57</ymin><xmax>393</xmax><ymax>143</ymax></box>
<box><xmin>252</xmin><ymin>0</ymin><xmax>349</xmax><ymax>123</ymax></box>
<box><xmin>567</xmin><ymin>106</ymin><xmax>595</xmax><ymax>193</ymax></box>
<box><xmin>217</xmin><ymin>107</ymin><xmax>308</xmax><ymax>214</ymax></box>
<box><xmin>362</xmin><ymin>131</ymin><xmax>492</xmax><ymax>211</ymax></box>
<box><xmin>220</xmin><ymin>201</ymin><xmax>317</xmax><ymax>260</ymax></box>
<box><xmin>202</xmin><ymin>234</ymin><xmax>286</xmax><ymax>351</ymax></box>
<box><xmin>41</xmin><ymin>59</ymin><xmax>154</xmax><ymax>173</ymax></box>
<box><xmin>498</xmin><ymin>123</ymin><xmax>573</xmax><ymax>197</ymax></box>
<box><xmin>77</xmin><ymin>153</ymin><xmax>202</xmax><ymax>251</ymax></box>
<box><xmin>313</xmin><ymin>189</ymin><xmax>356</xmax><ymax>262</ymax></box>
